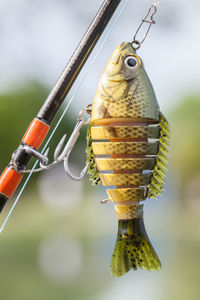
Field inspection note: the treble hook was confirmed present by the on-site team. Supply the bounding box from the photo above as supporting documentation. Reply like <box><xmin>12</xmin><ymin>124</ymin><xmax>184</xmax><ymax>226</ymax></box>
<box><xmin>131</xmin><ymin>3</ymin><xmax>157</xmax><ymax>50</ymax></box>
<box><xmin>40</xmin><ymin>105</ymin><xmax>91</xmax><ymax>180</ymax></box>
<box><xmin>20</xmin><ymin>105</ymin><xmax>92</xmax><ymax>181</ymax></box>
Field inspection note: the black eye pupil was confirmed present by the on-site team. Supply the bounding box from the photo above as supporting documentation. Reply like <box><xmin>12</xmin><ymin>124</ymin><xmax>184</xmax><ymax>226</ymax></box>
<box><xmin>127</xmin><ymin>58</ymin><xmax>137</xmax><ymax>67</ymax></box>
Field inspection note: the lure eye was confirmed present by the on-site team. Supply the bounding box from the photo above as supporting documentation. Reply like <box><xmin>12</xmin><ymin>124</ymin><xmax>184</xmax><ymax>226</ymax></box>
<box><xmin>124</xmin><ymin>56</ymin><xmax>138</xmax><ymax>68</ymax></box>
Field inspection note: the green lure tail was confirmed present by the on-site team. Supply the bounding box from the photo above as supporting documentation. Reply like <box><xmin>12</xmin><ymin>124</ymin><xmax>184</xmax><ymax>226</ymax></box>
<box><xmin>110</xmin><ymin>218</ymin><xmax>161</xmax><ymax>277</ymax></box>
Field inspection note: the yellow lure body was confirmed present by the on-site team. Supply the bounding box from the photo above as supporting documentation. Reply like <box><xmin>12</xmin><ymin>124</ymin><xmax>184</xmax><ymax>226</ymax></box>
<box><xmin>87</xmin><ymin>42</ymin><xmax>170</xmax><ymax>276</ymax></box>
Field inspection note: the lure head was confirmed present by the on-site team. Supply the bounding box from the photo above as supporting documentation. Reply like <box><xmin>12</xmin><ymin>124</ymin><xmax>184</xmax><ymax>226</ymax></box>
<box><xmin>106</xmin><ymin>42</ymin><xmax>142</xmax><ymax>82</ymax></box>
<box><xmin>92</xmin><ymin>41</ymin><xmax>160</xmax><ymax>122</ymax></box>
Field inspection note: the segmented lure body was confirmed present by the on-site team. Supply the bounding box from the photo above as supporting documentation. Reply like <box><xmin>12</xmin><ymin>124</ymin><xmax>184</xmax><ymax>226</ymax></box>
<box><xmin>87</xmin><ymin>42</ymin><xmax>169</xmax><ymax>277</ymax></box>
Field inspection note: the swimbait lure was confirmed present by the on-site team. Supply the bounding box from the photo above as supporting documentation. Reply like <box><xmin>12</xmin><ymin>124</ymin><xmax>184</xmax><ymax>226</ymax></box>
<box><xmin>86</xmin><ymin>41</ymin><xmax>169</xmax><ymax>277</ymax></box>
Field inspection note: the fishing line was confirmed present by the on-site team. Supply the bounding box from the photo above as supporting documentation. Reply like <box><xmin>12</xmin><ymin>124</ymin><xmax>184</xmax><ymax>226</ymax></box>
<box><xmin>0</xmin><ymin>0</ymin><xmax>129</xmax><ymax>233</ymax></box>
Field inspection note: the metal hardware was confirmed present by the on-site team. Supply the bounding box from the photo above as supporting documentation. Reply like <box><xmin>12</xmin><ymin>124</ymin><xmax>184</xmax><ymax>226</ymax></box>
<box><xmin>131</xmin><ymin>3</ymin><xmax>158</xmax><ymax>50</ymax></box>
<box><xmin>101</xmin><ymin>198</ymin><xmax>111</xmax><ymax>204</ymax></box>
<box><xmin>20</xmin><ymin>106</ymin><xmax>91</xmax><ymax>181</ymax></box>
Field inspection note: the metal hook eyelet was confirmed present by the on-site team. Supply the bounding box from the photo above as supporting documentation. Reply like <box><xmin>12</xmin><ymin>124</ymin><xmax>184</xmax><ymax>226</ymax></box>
<box><xmin>132</xmin><ymin>40</ymin><xmax>141</xmax><ymax>51</ymax></box>
<box><xmin>78</xmin><ymin>104</ymin><xmax>92</xmax><ymax>125</ymax></box>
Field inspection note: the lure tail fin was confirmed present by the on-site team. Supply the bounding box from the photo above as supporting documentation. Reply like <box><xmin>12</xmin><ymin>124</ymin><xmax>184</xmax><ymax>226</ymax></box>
<box><xmin>110</xmin><ymin>218</ymin><xmax>161</xmax><ymax>277</ymax></box>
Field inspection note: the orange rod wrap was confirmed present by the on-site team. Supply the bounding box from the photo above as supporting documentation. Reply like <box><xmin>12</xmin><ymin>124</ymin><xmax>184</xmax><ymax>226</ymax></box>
<box><xmin>0</xmin><ymin>167</ymin><xmax>23</xmax><ymax>198</ymax></box>
<box><xmin>22</xmin><ymin>118</ymin><xmax>50</xmax><ymax>150</ymax></box>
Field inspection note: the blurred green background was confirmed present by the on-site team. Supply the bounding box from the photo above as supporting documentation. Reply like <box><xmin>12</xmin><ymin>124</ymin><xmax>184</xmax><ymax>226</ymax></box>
<box><xmin>0</xmin><ymin>1</ymin><xmax>200</xmax><ymax>300</ymax></box>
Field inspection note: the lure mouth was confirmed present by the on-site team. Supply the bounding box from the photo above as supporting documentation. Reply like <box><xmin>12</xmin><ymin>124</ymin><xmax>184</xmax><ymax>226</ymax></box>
<box><xmin>118</xmin><ymin>42</ymin><xmax>136</xmax><ymax>53</ymax></box>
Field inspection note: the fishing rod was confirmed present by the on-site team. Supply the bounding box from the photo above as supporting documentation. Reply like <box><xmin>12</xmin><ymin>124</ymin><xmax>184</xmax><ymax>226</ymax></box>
<box><xmin>0</xmin><ymin>0</ymin><xmax>123</xmax><ymax>213</ymax></box>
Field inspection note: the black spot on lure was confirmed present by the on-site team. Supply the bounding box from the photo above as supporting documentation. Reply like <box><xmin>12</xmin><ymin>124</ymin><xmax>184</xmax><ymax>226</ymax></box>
<box><xmin>86</xmin><ymin>42</ymin><xmax>170</xmax><ymax>277</ymax></box>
